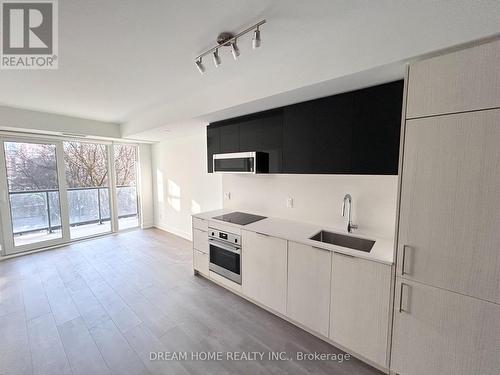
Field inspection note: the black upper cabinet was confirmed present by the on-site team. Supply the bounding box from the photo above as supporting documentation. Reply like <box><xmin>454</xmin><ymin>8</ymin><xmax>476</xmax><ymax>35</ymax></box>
<box><xmin>208</xmin><ymin>80</ymin><xmax>403</xmax><ymax>175</ymax></box>
<box><xmin>351</xmin><ymin>81</ymin><xmax>403</xmax><ymax>174</ymax></box>
<box><xmin>283</xmin><ymin>81</ymin><xmax>403</xmax><ymax>175</ymax></box>
<box><xmin>206</xmin><ymin>126</ymin><xmax>220</xmax><ymax>173</ymax></box>
<box><xmin>239</xmin><ymin>110</ymin><xmax>283</xmax><ymax>173</ymax></box>
<box><xmin>283</xmin><ymin>102</ymin><xmax>315</xmax><ymax>173</ymax></box>
<box><xmin>283</xmin><ymin>93</ymin><xmax>354</xmax><ymax>174</ymax></box>
<box><xmin>313</xmin><ymin>93</ymin><xmax>354</xmax><ymax>174</ymax></box>
<box><xmin>219</xmin><ymin>123</ymin><xmax>239</xmax><ymax>153</ymax></box>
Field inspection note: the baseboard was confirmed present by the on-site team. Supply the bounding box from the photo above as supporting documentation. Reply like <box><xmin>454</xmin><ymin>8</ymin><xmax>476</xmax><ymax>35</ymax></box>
<box><xmin>153</xmin><ymin>223</ymin><xmax>192</xmax><ymax>241</ymax></box>
<box><xmin>141</xmin><ymin>222</ymin><xmax>154</xmax><ymax>229</ymax></box>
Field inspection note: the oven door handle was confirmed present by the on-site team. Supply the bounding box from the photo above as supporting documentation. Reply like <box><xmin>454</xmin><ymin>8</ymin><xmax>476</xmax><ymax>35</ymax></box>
<box><xmin>208</xmin><ymin>239</ymin><xmax>241</xmax><ymax>254</ymax></box>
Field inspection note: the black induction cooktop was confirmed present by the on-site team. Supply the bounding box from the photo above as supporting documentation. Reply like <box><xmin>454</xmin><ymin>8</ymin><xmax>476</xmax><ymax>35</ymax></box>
<box><xmin>212</xmin><ymin>212</ymin><xmax>267</xmax><ymax>226</ymax></box>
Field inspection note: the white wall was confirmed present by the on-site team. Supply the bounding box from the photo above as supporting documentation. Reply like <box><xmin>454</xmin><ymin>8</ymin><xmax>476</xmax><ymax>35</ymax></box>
<box><xmin>0</xmin><ymin>212</ymin><xmax>4</xmax><ymax>254</ymax></box>
<box><xmin>152</xmin><ymin>131</ymin><xmax>222</xmax><ymax>240</ymax></box>
<box><xmin>223</xmin><ymin>174</ymin><xmax>398</xmax><ymax>239</ymax></box>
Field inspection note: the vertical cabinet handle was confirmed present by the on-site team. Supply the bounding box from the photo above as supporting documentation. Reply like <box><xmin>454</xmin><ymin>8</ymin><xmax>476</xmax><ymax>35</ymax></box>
<box><xmin>399</xmin><ymin>283</ymin><xmax>410</xmax><ymax>313</ymax></box>
<box><xmin>401</xmin><ymin>244</ymin><xmax>410</xmax><ymax>275</ymax></box>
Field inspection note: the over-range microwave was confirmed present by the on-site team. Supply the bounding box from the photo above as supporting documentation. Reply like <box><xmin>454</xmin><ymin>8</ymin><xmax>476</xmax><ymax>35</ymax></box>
<box><xmin>213</xmin><ymin>152</ymin><xmax>269</xmax><ymax>174</ymax></box>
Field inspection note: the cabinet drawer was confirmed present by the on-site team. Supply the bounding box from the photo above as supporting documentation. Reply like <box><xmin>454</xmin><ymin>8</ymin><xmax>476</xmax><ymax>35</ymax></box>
<box><xmin>192</xmin><ymin>217</ymin><xmax>208</xmax><ymax>232</ymax></box>
<box><xmin>193</xmin><ymin>249</ymin><xmax>209</xmax><ymax>277</ymax></box>
<box><xmin>193</xmin><ymin>228</ymin><xmax>208</xmax><ymax>254</ymax></box>
<box><xmin>407</xmin><ymin>39</ymin><xmax>500</xmax><ymax>118</ymax></box>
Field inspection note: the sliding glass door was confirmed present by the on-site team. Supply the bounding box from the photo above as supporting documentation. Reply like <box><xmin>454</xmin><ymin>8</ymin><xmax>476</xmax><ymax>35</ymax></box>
<box><xmin>114</xmin><ymin>144</ymin><xmax>139</xmax><ymax>230</ymax></box>
<box><xmin>0</xmin><ymin>139</ymin><xmax>69</xmax><ymax>254</ymax></box>
<box><xmin>0</xmin><ymin>137</ymin><xmax>140</xmax><ymax>255</ymax></box>
<box><xmin>63</xmin><ymin>141</ymin><xmax>112</xmax><ymax>239</ymax></box>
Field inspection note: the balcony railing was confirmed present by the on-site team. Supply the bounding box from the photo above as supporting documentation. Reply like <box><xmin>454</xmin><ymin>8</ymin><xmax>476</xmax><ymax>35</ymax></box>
<box><xmin>9</xmin><ymin>186</ymin><xmax>138</xmax><ymax>236</ymax></box>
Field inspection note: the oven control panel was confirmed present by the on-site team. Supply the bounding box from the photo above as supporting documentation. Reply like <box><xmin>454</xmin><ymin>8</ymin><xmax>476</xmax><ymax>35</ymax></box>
<box><xmin>209</xmin><ymin>228</ymin><xmax>241</xmax><ymax>247</ymax></box>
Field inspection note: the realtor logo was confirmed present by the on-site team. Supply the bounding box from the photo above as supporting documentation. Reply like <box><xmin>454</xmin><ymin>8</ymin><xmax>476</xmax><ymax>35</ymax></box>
<box><xmin>1</xmin><ymin>0</ymin><xmax>58</xmax><ymax>69</ymax></box>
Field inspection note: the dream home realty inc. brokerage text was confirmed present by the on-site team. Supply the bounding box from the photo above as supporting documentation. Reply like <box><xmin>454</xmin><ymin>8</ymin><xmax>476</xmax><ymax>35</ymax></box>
<box><xmin>149</xmin><ymin>351</ymin><xmax>352</xmax><ymax>363</ymax></box>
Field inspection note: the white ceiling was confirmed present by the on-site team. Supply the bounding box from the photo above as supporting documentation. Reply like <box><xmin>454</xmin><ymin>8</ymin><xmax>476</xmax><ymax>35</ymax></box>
<box><xmin>0</xmin><ymin>0</ymin><xmax>499</xmax><ymax>141</ymax></box>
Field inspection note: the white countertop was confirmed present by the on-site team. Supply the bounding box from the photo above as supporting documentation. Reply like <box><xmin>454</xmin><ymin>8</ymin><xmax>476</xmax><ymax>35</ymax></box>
<box><xmin>193</xmin><ymin>209</ymin><xmax>394</xmax><ymax>265</ymax></box>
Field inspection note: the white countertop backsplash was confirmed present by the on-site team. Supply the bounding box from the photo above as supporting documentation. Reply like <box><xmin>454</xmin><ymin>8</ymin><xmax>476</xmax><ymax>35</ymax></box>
<box><xmin>193</xmin><ymin>209</ymin><xmax>394</xmax><ymax>264</ymax></box>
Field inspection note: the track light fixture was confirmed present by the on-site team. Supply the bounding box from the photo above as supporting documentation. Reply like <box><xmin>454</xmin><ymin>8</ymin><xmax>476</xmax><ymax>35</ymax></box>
<box><xmin>213</xmin><ymin>49</ymin><xmax>221</xmax><ymax>67</ymax></box>
<box><xmin>195</xmin><ymin>57</ymin><xmax>205</xmax><ymax>74</ymax></box>
<box><xmin>194</xmin><ymin>19</ymin><xmax>265</xmax><ymax>74</ymax></box>
<box><xmin>230</xmin><ymin>41</ymin><xmax>240</xmax><ymax>60</ymax></box>
<box><xmin>252</xmin><ymin>27</ymin><xmax>261</xmax><ymax>49</ymax></box>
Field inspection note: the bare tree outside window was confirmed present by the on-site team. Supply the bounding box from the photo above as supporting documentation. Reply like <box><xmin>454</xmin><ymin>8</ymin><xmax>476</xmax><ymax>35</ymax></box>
<box><xmin>5</xmin><ymin>142</ymin><xmax>58</xmax><ymax>191</ymax></box>
<box><xmin>5</xmin><ymin>141</ymin><xmax>137</xmax><ymax>191</ymax></box>
<box><xmin>114</xmin><ymin>144</ymin><xmax>137</xmax><ymax>187</ymax></box>
<box><xmin>63</xmin><ymin>141</ymin><xmax>108</xmax><ymax>188</ymax></box>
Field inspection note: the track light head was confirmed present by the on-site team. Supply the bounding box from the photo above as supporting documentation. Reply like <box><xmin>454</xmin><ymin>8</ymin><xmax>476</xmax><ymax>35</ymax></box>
<box><xmin>213</xmin><ymin>49</ymin><xmax>221</xmax><ymax>67</ymax></box>
<box><xmin>230</xmin><ymin>41</ymin><xmax>240</xmax><ymax>60</ymax></box>
<box><xmin>252</xmin><ymin>28</ymin><xmax>261</xmax><ymax>49</ymax></box>
<box><xmin>195</xmin><ymin>58</ymin><xmax>205</xmax><ymax>74</ymax></box>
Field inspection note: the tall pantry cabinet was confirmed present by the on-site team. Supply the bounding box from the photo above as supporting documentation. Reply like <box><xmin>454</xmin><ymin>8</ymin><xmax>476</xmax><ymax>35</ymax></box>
<box><xmin>391</xmin><ymin>39</ymin><xmax>500</xmax><ymax>375</ymax></box>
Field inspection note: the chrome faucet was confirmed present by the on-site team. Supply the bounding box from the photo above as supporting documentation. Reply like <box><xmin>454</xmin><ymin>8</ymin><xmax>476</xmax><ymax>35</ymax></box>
<box><xmin>342</xmin><ymin>194</ymin><xmax>358</xmax><ymax>233</ymax></box>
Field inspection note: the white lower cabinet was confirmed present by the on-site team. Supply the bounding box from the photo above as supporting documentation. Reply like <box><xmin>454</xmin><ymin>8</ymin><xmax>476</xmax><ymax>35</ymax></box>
<box><xmin>241</xmin><ymin>230</ymin><xmax>287</xmax><ymax>314</ymax></box>
<box><xmin>192</xmin><ymin>217</ymin><xmax>208</xmax><ymax>232</ymax></box>
<box><xmin>193</xmin><ymin>249</ymin><xmax>209</xmax><ymax>276</ymax></box>
<box><xmin>192</xmin><ymin>219</ymin><xmax>209</xmax><ymax>277</ymax></box>
<box><xmin>391</xmin><ymin>277</ymin><xmax>500</xmax><ymax>375</ymax></box>
<box><xmin>287</xmin><ymin>242</ymin><xmax>331</xmax><ymax>337</ymax></box>
<box><xmin>193</xmin><ymin>228</ymin><xmax>208</xmax><ymax>254</ymax></box>
<box><xmin>330</xmin><ymin>253</ymin><xmax>391</xmax><ymax>367</ymax></box>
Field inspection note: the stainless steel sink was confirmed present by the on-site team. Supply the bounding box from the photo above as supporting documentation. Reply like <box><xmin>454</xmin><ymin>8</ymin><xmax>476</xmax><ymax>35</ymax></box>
<box><xmin>309</xmin><ymin>230</ymin><xmax>375</xmax><ymax>252</ymax></box>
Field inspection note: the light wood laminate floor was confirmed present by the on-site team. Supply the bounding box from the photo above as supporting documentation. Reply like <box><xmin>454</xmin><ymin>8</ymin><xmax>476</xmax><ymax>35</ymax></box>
<box><xmin>0</xmin><ymin>229</ymin><xmax>383</xmax><ymax>375</ymax></box>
